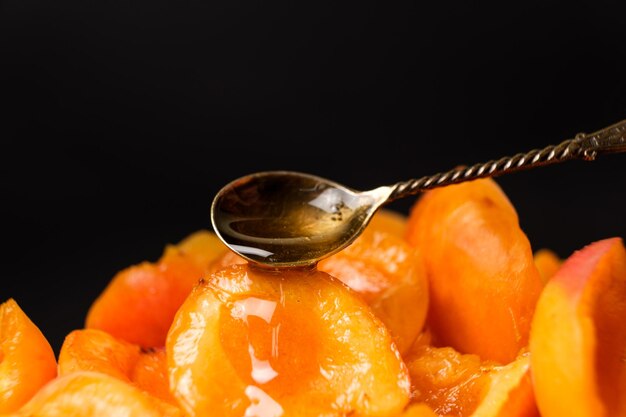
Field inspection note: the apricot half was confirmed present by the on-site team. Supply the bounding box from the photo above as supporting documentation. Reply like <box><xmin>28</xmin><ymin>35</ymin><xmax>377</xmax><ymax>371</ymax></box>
<box><xmin>405</xmin><ymin>178</ymin><xmax>543</xmax><ymax>363</ymax></box>
<box><xmin>406</xmin><ymin>342</ymin><xmax>537</xmax><ymax>417</ymax></box>
<box><xmin>10</xmin><ymin>371</ymin><xmax>181</xmax><ymax>417</ymax></box>
<box><xmin>530</xmin><ymin>237</ymin><xmax>626</xmax><ymax>417</ymax></box>
<box><xmin>86</xmin><ymin>231</ymin><xmax>226</xmax><ymax>348</ymax></box>
<box><xmin>167</xmin><ymin>264</ymin><xmax>410</xmax><ymax>417</ymax></box>
<box><xmin>58</xmin><ymin>328</ymin><xmax>175</xmax><ymax>405</ymax></box>
<box><xmin>0</xmin><ymin>299</ymin><xmax>57</xmax><ymax>413</ymax></box>
<box><xmin>318</xmin><ymin>226</ymin><xmax>428</xmax><ymax>354</ymax></box>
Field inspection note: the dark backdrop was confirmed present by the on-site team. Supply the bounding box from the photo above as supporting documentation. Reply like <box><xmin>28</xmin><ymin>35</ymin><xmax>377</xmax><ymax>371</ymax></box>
<box><xmin>2</xmin><ymin>0</ymin><xmax>625</xmax><ymax>353</ymax></box>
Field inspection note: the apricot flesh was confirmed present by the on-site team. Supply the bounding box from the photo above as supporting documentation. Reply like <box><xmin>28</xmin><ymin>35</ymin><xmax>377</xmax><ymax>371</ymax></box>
<box><xmin>0</xmin><ymin>298</ymin><xmax>57</xmax><ymax>413</ymax></box>
<box><xmin>58</xmin><ymin>328</ymin><xmax>175</xmax><ymax>405</ymax></box>
<box><xmin>86</xmin><ymin>231</ymin><xmax>226</xmax><ymax>348</ymax></box>
<box><xmin>406</xmin><ymin>341</ymin><xmax>537</xmax><ymax>417</ymax></box>
<box><xmin>10</xmin><ymin>371</ymin><xmax>181</xmax><ymax>417</ymax></box>
<box><xmin>167</xmin><ymin>264</ymin><xmax>411</xmax><ymax>417</ymax></box>
<box><xmin>58</xmin><ymin>328</ymin><xmax>141</xmax><ymax>382</ymax></box>
<box><xmin>318</xmin><ymin>226</ymin><xmax>428</xmax><ymax>354</ymax></box>
<box><xmin>405</xmin><ymin>178</ymin><xmax>543</xmax><ymax>363</ymax></box>
<box><xmin>530</xmin><ymin>237</ymin><xmax>626</xmax><ymax>417</ymax></box>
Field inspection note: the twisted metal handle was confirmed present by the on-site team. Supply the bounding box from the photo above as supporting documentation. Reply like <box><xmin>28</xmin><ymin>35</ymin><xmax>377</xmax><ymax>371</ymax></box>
<box><xmin>388</xmin><ymin>119</ymin><xmax>626</xmax><ymax>202</ymax></box>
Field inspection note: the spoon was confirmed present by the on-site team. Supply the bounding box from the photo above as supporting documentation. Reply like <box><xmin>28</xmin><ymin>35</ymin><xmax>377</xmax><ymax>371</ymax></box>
<box><xmin>211</xmin><ymin>119</ymin><xmax>626</xmax><ymax>268</ymax></box>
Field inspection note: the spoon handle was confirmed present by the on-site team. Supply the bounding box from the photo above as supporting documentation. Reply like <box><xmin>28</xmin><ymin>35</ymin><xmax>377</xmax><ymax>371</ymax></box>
<box><xmin>387</xmin><ymin>118</ymin><xmax>626</xmax><ymax>202</ymax></box>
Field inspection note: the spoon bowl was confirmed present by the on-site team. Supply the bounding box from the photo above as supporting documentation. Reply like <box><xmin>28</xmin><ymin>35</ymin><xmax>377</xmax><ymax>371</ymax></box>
<box><xmin>211</xmin><ymin>171</ymin><xmax>393</xmax><ymax>267</ymax></box>
<box><xmin>211</xmin><ymin>119</ymin><xmax>626</xmax><ymax>268</ymax></box>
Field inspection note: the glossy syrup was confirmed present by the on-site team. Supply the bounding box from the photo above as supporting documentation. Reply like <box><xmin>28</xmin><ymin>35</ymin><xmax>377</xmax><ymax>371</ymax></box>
<box><xmin>218</xmin><ymin>267</ymin><xmax>324</xmax><ymax>417</ymax></box>
<box><xmin>212</xmin><ymin>172</ymin><xmax>376</xmax><ymax>266</ymax></box>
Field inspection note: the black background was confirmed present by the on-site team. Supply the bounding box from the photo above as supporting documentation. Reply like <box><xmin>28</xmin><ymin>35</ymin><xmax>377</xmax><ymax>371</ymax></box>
<box><xmin>2</xmin><ymin>0</ymin><xmax>625</xmax><ymax>354</ymax></box>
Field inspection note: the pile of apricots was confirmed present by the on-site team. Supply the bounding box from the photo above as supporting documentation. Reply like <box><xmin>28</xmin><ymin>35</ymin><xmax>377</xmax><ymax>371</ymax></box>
<box><xmin>2</xmin><ymin>178</ymin><xmax>625</xmax><ymax>416</ymax></box>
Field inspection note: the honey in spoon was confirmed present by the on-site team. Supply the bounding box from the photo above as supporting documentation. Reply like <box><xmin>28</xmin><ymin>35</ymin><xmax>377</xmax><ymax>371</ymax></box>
<box><xmin>211</xmin><ymin>119</ymin><xmax>626</xmax><ymax>268</ymax></box>
<box><xmin>211</xmin><ymin>171</ymin><xmax>392</xmax><ymax>267</ymax></box>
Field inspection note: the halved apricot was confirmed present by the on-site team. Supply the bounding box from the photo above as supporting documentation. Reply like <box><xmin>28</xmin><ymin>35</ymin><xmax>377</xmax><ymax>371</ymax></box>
<box><xmin>58</xmin><ymin>328</ymin><xmax>175</xmax><ymax>405</ymax></box>
<box><xmin>533</xmin><ymin>248</ymin><xmax>562</xmax><ymax>283</ymax></box>
<box><xmin>530</xmin><ymin>237</ymin><xmax>626</xmax><ymax>417</ymax></box>
<box><xmin>0</xmin><ymin>298</ymin><xmax>57</xmax><ymax>413</ymax></box>
<box><xmin>167</xmin><ymin>264</ymin><xmax>411</xmax><ymax>417</ymax></box>
<box><xmin>10</xmin><ymin>371</ymin><xmax>181</xmax><ymax>417</ymax></box>
<box><xmin>86</xmin><ymin>231</ymin><xmax>226</xmax><ymax>348</ymax></box>
<box><xmin>58</xmin><ymin>328</ymin><xmax>141</xmax><ymax>382</ymax></box>
<box><xmin>406</xmin><ymin>343</ymin><xmax>538</xmax><ymax>417</ymax></box>
<box><xmin>405</xmin><ymin>178</ymin><xmax>543</xmax><ymax>363</ymax></box>
<box><xmin>318</xmin><ymin>227</ymin><xmax>428</xmax><ymax>354</ymax></box>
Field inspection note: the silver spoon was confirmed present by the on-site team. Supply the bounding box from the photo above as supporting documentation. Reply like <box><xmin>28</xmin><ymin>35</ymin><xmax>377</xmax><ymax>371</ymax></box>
<box><xmin>211</xmin><ymin>119</ymin><xmax>626</xmax><ymax>268</ymax></box>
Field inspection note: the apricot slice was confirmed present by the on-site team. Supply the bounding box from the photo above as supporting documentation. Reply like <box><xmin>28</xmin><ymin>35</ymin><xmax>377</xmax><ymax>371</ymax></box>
<box><xmin>58</xmin><ymin>328</ymin><xmax>175</xmax><ymax>404</ymax></box>
<box><xmin>533</xmin><ymin>248</ymin><xmax>562</xmax><ymax>283</ymax></box>
<box><xmin>86</xmin><ymin>231</ymin><xmax>226</xmax><ymax>348</ymax></box>
<box><xmin>167</xmin><ymin>264</ymin><xmax>411</xmax><ymax>417</ymax></box>
<box><xmin>530</xmin><ymin>237</ymin><xmax>626</xmax><ymax>417</ymax></box>
<box><xmin>0</xmin><ymin>298</ymin><xmax>57</xmax><ymax>413</ymax></box>
<box><xmin>318</xmin><ymin>227</ymin><xmax>428</xmax><ymax>354</ymax></box>
<box><xmin>405</xmin><ymin>178</ymin><xmax>543</xmax><ymax>363</ymax></box>
<box><xmin>11</xmin><ymin>371</ymin><xmax>181</xmax><ymax>417</ymax></box>
<box><xmin>406</xmin><ymin>344</ymin><xmax>537</xmax><ymax>417</ymax></box>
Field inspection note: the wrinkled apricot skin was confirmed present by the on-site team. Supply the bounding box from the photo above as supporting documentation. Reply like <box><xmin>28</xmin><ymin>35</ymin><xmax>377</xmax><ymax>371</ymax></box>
<box><xmin>319</xmin><ymin>227</ymin><xmax>428</xmax><ymax>354</ymax></box>
<box><xmin>406</xmin><ymin>344</ymin><xmax>486</xmax><ymax>416</ymax></box>
<box><xmin>405</xmin><ymin>178</ymin><xmax>543</xmax><ymax>363</ymax></box>
<box><xmin>530</xmin><ymin>238</ymin><xmax>626</xmax><ymax>417</ymax></box>
<box><xmin>86</xmin><ymin>231</ymin><xmax>226</xmax><ymax>348</ymax></box>
<box><xmin>10</xmin><ymin>371</ymin><xmax>181</xmax><ymax>417</ymax></box>
<box><xmin>58</xmin><ymin>328</ymin><xmax>175</xmax><ymax>405</ymax></box>
<box><xmin>406</xmin><ymin>344</ymin><xmax>538</xmax><ymax>417</ymax></box>
<box><xmin>167</xmin><ymin>264</ymin><xmax>410</xmax><ymax>417</ymax></box>
<box><xmin>0</xmin><ymin>299</ymin><xmax>57</xmax><ymax>414</ymax></box>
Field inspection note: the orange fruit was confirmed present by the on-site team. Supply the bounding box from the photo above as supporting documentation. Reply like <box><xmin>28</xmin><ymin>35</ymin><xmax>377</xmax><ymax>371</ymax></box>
<box><xmin>0</xmin><ymin>298</ymin><xmax>57</xmax><ymax>413</ymax></box>
<box><xmin>10</xmin><ymin>371</ymin><xmax>181</xmax><ymax>417</ymax></box>
<box><xmin>406</xmin><ymin>342</ymin><xmax>538</xmax><ymax>417</ymax></box>
<box><xmin>86</xmin><ymin>231</ymin><xmax>226</xmax><ymax>348</ymax></box>
<box><xmin>167</xmin><ymin>264</ymin><xmax>410</xmax><ymax>417</ymax></box>
<box><xmin>58</xmin><ymin>328</ymin><xmax>175</xmax><ymax>405</ymax></box>
<box><xmin>318</xmin><ymin>226</ymin><xmax>428</xmax><ymax>354</ymax></box>
<box><xmin>530</xmin><ymin>237</ymin><xmax>626</xmax><ymax>417</ymax></box>
<box><xmin>405</xmin><ymin>178</ymin><xmax>543</xmax><ymax>363</ymax></box>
